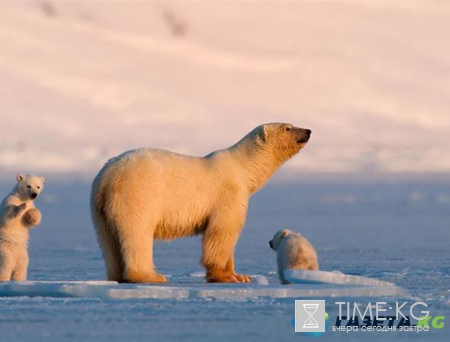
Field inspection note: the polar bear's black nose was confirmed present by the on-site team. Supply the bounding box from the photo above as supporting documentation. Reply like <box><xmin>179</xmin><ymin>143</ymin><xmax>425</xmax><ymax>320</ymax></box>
<box><xmin>30</xmin><ymin>193</ymin><xmax>37</xmax><ymax>199</ymax></box>
<box><xmin>296</xmin><ymin>128</ymin><xmax>312</xmax><ymax>143</ymax></box>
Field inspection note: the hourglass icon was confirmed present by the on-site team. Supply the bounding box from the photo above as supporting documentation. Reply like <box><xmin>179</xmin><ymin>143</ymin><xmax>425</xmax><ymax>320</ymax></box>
<box><xmin>302</xmin><ymin>303</ymin><xmax>319</xmax><ymax>329</ymax></box>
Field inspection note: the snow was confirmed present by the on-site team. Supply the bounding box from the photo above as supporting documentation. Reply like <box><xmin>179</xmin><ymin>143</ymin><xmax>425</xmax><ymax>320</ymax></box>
<box><xmin>284</xmin><ymin>270</ymin><xmax>398</xmax><ymax>287</ymax></box>
<box><xmin>0</xmin><ymin>176</ymin><xmax>449</xmax><ymax>341</ymax></box>
<box><xmin>0</xmin><ymin>1</ymin><xmax>450</xmax><ymax>174</ymax></box>
<box><xmin>0</xmin><ymin>277</ymin><xmax>405</xmax><ymax>300</ymax></box>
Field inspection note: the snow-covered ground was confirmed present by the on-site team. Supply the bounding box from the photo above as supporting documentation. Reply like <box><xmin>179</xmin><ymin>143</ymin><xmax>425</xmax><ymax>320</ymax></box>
<box><xmin>0</xmin><ymin>176</ymin><xmax>449</xmax><ymax>341</ymax></box>
<box><xmin>0</xmin><ymin>1</ymin><xmax>450</xmax><ymax>174</ymax></box>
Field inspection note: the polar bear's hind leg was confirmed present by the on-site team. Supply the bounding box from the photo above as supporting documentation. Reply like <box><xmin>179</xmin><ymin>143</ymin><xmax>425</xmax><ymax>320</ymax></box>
<box><xmin>11</xmin><ymin>256</ymin><xmax>29</xmax><ymax>281</ymax></box>
<box><xmin>97</xmin><ymin>219</ymin><xmax>125</xmax><ymax>282</ymax></box>
<box><xmin>0</xmin><ymin>252</ymin><xmax>14</xmax><ymax>281</ymax></box>
<box><xmin>121</xmin><ymin>227</ymin><xmax>166</xmax><ymax>283</ymax></box>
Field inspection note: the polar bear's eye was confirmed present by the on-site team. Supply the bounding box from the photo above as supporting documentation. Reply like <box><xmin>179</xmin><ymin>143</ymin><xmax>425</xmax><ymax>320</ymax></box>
<box><xmin>37</xmin><ymin>186</ymin><xmax>40</xmax><ymax>189</ymax></box>
<box><xmin>27</xmin><ymin>185</ymin><xmax>31</xmax><ymax>189</ymax></box>
<box><xmin>285</xmin><ymin>127</ymin><xmax>291</xmax><ymax>131</ymax></box>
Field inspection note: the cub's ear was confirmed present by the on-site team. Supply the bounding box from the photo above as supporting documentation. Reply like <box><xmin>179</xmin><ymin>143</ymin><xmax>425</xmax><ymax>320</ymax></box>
<box><xmin>281</xmin><ymin>229</ymin><xmax>290</xmax><ymax>237</ymax></box>
<box><xmin>40</xmin><ymin>176</ymin><xmax>45</xmax><ymax>182</ymax></box>
<box><xmin>16</xmin><ymin>174</ymin><xmax>24</xmax><ymax>182</ymax></box>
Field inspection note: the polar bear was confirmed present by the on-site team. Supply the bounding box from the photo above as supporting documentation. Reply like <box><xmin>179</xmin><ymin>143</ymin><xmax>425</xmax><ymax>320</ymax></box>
<box><xmin>0</xmin><ymin>174</ymin><xmax>45</xmax><ymax>281</ymax></box>
<box><xmin>91</xmin><ymin>123</ymin><xmax>311</xmax><ymax>283</ymax></box>
<box><xmin>269</xmin><ymin>229</ymin><xmax>318</xmax><ymax>284</ymax></box>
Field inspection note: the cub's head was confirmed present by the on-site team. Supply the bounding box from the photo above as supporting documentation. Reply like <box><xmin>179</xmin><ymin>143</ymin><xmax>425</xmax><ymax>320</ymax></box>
<box><xmin>254</xmin><ymin>123</ymin><xmax>311</xmax><ymax>160</ymax></box>
<box><xmin>16</xmin><ymin>174</ymin><xmax>45</xmax><ymax>201</ymax></box>
<box><xmin>269</xmin><ymin>229</ymin><xmax>294</xmax><ymax>251</ymax></box>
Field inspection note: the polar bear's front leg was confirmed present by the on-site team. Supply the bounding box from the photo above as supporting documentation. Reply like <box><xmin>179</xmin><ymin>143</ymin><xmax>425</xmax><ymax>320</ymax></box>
<box><xmin>225</xmin><ymin>257</ymin><xmax>252</xmax><ymax>283</ymax></box>
<box><xmin>6</xmin><ymin>203</ymin><xmax>26</xmax><ymax>219</ymax></box>
<box><xmin>22</xmin><ymin>208</ymin><xmax>41</xmax><ymax>228</ymax></box>
<box><xmin>202</xmin><ymin>210</ymin><xmax>251</xmax><ymax>283</ymax></box>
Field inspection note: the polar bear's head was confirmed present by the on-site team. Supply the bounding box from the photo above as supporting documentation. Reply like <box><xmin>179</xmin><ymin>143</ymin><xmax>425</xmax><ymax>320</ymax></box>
<box><xmin>229</xmin><ymin>123</ymin><xmax>312</xmax><ymax>194</ymax></box>
<box><xmin>16</xmin><ymin>174</ymin><xmax>45</xmax><ymax>201</ymax></box>
<box><xmin>254</xmin><ymin>123</ymin><xmax>311</xmax><ymax>160</ymax></box>
<box><xmin>269</xmin><ymin>229</ymin><xmax>294</xmax><ymax>251</ymax></box>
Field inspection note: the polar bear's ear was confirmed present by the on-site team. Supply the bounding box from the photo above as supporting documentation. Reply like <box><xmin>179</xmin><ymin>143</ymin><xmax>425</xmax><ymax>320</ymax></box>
<box><xmin>255</xmin><ymin>124</ymin><xmax>268</xmax><ymax>144</ymax></box>
<box><xmin>16</xmin><ymin>174</ymin><xmax>24</xmax><ymax>182</ymax></box>
<box><xmin>281</xmin><ymin>229</ymin><xmax>290</xmax><ymax>237</ymax></box>
<box><xmin>40</xmin><ymin>176</ymin><xmax>45</xmax><ymax>182</ymax></box>
<box><xmin>262</xmin><ymin>125</ymin><xmax>270</xmax><ymax>142</ymax></box>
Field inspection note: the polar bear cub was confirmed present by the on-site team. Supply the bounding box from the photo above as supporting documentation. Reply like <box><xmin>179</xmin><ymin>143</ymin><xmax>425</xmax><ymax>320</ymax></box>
<box><xmin>0</xmin><ymin>174</ymin><xmax>45</xmax><ymax>281</ymax></box>
<box><xmin>269</xmin><ymin>229</ymin><xmax>318</xmax><ymax>284</ymax></box>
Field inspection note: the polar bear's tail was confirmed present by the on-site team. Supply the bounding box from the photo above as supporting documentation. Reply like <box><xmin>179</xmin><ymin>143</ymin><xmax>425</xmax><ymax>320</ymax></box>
<box><xmin>90</xmin><ymin>175</ymin><xmax>124</xmax><ymax>282</ymax></box>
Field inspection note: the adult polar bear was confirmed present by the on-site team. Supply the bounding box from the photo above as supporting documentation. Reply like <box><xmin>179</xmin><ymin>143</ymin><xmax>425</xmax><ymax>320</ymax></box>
<box><xmin>91</xmin><ymin>123</ymin><xmax>311</xmax><ymax>283</ymax></box>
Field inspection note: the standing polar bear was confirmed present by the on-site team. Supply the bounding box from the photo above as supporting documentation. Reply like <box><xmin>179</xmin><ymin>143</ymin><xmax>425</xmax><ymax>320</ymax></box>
<box><xmin>0</xmin><ymin>174</ymin><xmax>45</xmax><ymax>281</ymax></box>
<box><xmin>91</xmin><ymin>123</ymin><xmax>311</xmax><ymax>283</ymax></box>
<box><xmin>269</xmin><ymin>229</ymin><xmax>319</xmax><ymax>284</ymax></box>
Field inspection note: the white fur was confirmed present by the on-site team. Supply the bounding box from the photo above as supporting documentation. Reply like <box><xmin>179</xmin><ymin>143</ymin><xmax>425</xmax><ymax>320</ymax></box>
<box><xmin>91</xmin><ymin>123</ymin><xmax>311</xmax><ymax>283</ymax></box>
<box><xmin>0</xmin><ymin>174</ymin><xmax>45</xmax><ymax>281</ymax></box>
<box><xmin>269</xmin><ymin>229</ymin><xmax>318</xmax><ymax>284</ymax></box>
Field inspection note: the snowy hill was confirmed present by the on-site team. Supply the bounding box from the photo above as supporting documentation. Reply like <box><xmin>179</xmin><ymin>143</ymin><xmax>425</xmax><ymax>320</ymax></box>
<box><xmin>1</xmin><ymin>0</ymin><xmax>449</xmax><ymax>176</ymax></box>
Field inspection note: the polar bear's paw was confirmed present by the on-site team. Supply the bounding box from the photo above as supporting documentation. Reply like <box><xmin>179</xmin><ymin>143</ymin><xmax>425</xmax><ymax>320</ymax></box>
<box><xmin>123</xmin><ymin>269</ymin><xmax>167</xmax><ymax>284</ymax></box>
<box><xmin>23</xmin><ymin>208</ymin><xmax>41</xmax><ymax>227</ymax></box>
<box><xmin>206</xmin><ymin>269</ymin><xmax>252</xmax><ymax>283</ymax></box>
<box><xmin>207</xmin><ymin>274</ymin><xmax>239</xmax><ymax>283</ymax></box>
<box><xmin>234</xmin><ymin>274</ymin><xmax>252</xmax><ymax>283</ymax></box>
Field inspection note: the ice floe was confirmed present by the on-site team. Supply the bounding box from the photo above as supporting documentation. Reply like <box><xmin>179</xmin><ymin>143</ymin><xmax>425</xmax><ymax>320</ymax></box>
<box><xmin>0</xmin><ymin>275</ymin><xmax>406</xmax><ymax>300</ymax></box>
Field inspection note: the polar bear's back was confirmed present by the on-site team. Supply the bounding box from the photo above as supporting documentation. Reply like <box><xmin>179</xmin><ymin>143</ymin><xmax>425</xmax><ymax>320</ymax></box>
<box><xmin>91</xmin><ymin>148</ymin><xmax>231</xmax><ymax>240</ymax></box>
<box><xmin>106</xmin><ymin>148</ymin><xmax>207</xmax><ymax>174</ymax></box>
<box><xmin>97</xmin><ymin>148</ymin><xmax>207</xmax><ymax>187</ymax></box>
<box><xmin>278</xmin><ymin>234</ymin><xmax>318</xmax><ymax>272</ymax></box>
